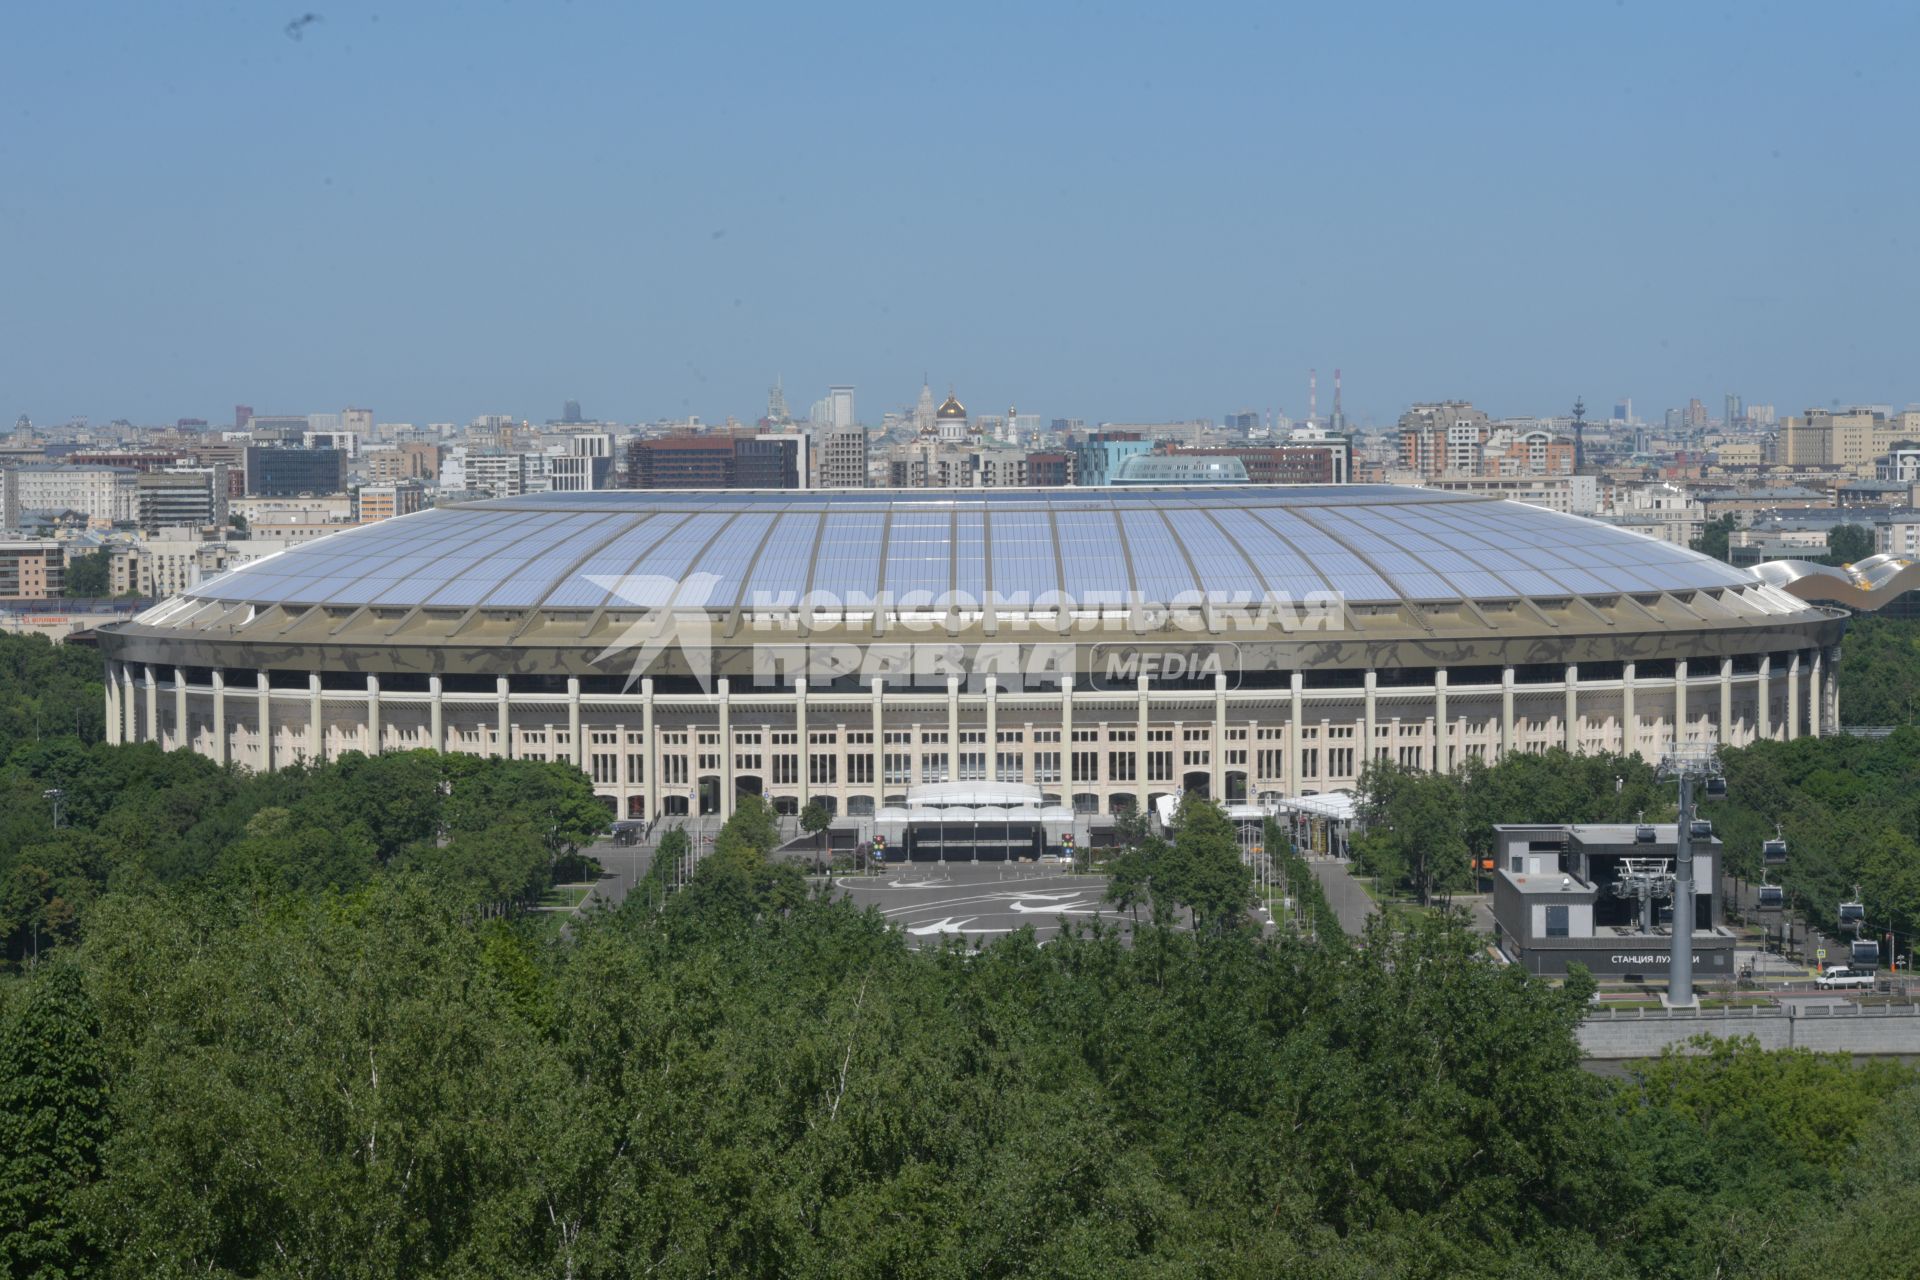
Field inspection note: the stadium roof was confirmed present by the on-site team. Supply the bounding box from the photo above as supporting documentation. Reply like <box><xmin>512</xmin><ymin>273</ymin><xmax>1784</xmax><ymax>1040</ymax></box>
<box><xmin>169</xmin><ymin>485</ymin><xmax>1762</xmax><ymax>615</ymax></box>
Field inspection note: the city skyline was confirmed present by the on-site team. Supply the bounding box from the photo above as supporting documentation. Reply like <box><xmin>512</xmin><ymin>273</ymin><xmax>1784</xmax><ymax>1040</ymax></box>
<box><xmin>4</xmin><ymin>3</ymin><xmax>1918</xmax><ymax>426</ymax></box>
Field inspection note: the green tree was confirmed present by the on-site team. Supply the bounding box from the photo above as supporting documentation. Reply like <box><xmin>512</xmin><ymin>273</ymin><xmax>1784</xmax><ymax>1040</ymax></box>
<box><xmin>0</xmin><ymin>960</ymin><xmax>108</xmax><ymax>1278</ymax></box>
<box><xmin>60</xmin><ymin>552</ymin><xmax>110</xmax><ymax>599</ymax></box>
<box><xmin>799</xmin><ymin>800</ymin><xmax>831</xmax><ymax>851</ymax></box>
<box><xmin>1163</xmin><ymin>791</ymin><xmax>1253</xmax><ymax>931</ymax></box>
<box><xmin>1691</xmin><ymin>513</ymin><xmax>1737</xmax><ymax>562</ymax></box>
<box><xmin>1827</xmin><ymin>522</ymin><xmax>1874</xmax><ymax>564</ymax></box>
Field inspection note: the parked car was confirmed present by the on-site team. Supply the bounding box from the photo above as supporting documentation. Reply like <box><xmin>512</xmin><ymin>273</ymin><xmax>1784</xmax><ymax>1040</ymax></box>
<box><xmin>1814</xmin><ymin>967</ymin><xmax>1875</xmax><ymax>990</ymax></box>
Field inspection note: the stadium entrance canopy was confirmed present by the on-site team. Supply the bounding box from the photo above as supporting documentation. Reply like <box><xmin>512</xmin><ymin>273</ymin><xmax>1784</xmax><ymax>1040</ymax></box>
<box><xmin>874</xmin><ymin>783</ymin><xmax>1074</xmax><ymax>863</ymax></box>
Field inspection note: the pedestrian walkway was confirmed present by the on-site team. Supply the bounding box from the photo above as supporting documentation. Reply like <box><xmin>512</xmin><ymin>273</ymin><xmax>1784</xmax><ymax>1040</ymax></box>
<box><xmin>1308</xmin><ymin>858</ymin><xmax>1379</xmax><ymax>937</ymax></box>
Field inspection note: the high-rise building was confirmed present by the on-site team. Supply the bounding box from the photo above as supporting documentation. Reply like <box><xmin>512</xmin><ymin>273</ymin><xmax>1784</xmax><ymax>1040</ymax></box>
<box><xmin>353</xmin><ymin>481</ymin><xmax>429</xmax><ymax>523</ymax></box>
<box><xmin>562</xmin><ymin>399</ymin><xmax>584</xmax><ymax>425</ymax></box>
<box><xmin>234</xmin><ymin>405</ymin><xmax>255</xmax><ymax>430</ymax></box>
<box><xmin>243</xmin><ymin>446</ymin><xmax>347</xmax><ymax>497</ymax></box>
<box><xmin>827</xmin><ymin>386</ymin><xmax>855</xmax><ymax>431</ymax></box>
<box><xmin>626</xmin><ymin>434</ymin><xmax>804</xmax><ymax>489</ymax></box>
<box><xmin>1397</xmin><ymin>402</ymin><xmax>1492</xmax><ymax>478</ymax></box>
<box><xmin>0</xmin><ymin>542</ymin><xmax>64</xmax><ymax>599</ymax></box>
<box><xmin>1724</xmin><ymin>393</ymin><xmax>1743</xmax><ymax>430</ymax></box>
<box><xmin>135</xmin><ymin>468</ymin><xmax>228</xmax><ymax>533</ymax></box>
<box><xmin>10</xmin><ymin>465</ymin><xmax>140</xmax><ymax>523</ymax></box>
<box><xmin>547</xmin><ymin>454</ymin><xmax>611</xmax><ymax>492</ymax></box>
<box><xmin>1071</xmin><ymin>433</ymin><xmax>1152</xmax><ymax>486</ymax></box>
<box><xmin>820</xmin><ymin>428</ymin><xmax>870</xmax><ymax>488</ymax></box>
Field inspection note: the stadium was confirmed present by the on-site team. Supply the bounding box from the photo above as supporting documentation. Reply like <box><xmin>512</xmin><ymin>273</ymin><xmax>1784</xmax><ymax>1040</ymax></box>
<box><xmin>96</xmin><ymin>486</ymin><xmax>1846</xmax><ymax>843</ymax></box>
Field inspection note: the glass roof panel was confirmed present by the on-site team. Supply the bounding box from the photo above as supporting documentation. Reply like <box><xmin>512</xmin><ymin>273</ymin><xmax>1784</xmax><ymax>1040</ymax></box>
<box><xmin>953</xmin><ymin>511</ymin><xmax>987</xmax><ymax>607</ymax></box>
<box><xmin>810</xmin><ymin>510</ymin><xmax>886</xmax><ymax>605</ymax></box>
<box><xmin>694</xmin><ymin>512</ymin><xmax>777</xmax><ymax>608</ymax></box>
<box><xmin>986</xmin><ymin>509</ymin><xmax>1055</xmax><ymax>608</ymax></box>
<box><xmin>1207</xmin><ymin>508</ymin><xmax>1334</xmax><ymax>600</ymax></box>
<box><xmin>1119</xmin><ymin>510</ymin><xmax>1198</xmax><ymax>603</ymax></box>
<box><xmin>1056</xmin><ymin>510</ymin><xmax>1131</xmax><ymax>605</ymax></box>
<box><xmin>883</xmin><ymin>510</ymin><xmax>951</xmax><ymax>603</ymax></box>
<box><xmin>741</xmin><ymin>512</ymin><xmax>821</xmax><ymax>611</ymax></box>
<box><xmin>540</xmin><ymin>515</ymin><xmax>674</xmax><ymax>608</ymax></box>
<box><xmin>608</xmin><ymin>512</ymin><xmax>738</xmax><ymax>609</ymax></box>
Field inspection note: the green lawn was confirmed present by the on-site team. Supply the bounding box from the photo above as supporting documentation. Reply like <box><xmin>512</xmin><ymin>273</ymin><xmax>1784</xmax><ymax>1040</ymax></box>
<box><xmin>537</xmin><ymin>882</ymin><xmax>594</xmax><ymax>911</ymax></box>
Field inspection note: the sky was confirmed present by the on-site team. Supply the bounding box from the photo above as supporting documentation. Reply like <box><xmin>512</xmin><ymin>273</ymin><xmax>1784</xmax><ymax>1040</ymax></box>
<box><xmin>1</xmin><ymin>1</ymin><xmax>1916</xmax><ymax>430</ymax></box>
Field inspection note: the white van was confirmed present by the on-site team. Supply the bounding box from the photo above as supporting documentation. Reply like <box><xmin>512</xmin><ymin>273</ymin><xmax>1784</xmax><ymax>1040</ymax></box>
<box><xmin>1814</xmin><ymin>967</ymin><xmax>1875</xmax><ymax>990</ymax></box>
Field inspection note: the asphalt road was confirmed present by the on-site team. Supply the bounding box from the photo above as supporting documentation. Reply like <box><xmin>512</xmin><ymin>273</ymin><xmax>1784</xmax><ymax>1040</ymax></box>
<box><xmin>1308</xmin><ymin>858</ymin><xmax>1380</xmax><ymax>937</ymax></box>
<box><xmin>582</xmin><ymin>839</ymin><xmax>654</xmax><ymax>912</ymax></box>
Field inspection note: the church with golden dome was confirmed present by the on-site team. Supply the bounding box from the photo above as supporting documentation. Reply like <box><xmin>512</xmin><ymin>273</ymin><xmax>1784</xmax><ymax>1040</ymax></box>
<box><xmin>922</xmin><ymin>386</ymin><xmax>977</xmax><ymax>444</ymax></box>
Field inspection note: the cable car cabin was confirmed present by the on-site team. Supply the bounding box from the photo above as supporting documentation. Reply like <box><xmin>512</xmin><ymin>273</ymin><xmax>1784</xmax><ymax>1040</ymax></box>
<box><xmin>1757</xmin><ymin>885</ymin><xmax>1785</xmax><ymax>910</ymax></box>
<box><xmin>1634</xmin><ymin>824</ymin><xmax>1657</xmax><ymax>844</ymax></box>
<box><xmin>1689</xmin><ymin>819</ymin><xmax>1713</xmax><ymax>838</ymax></box>
<box><xmin>1762</xmin><ymin>838</ymin><xmax>1788</xmax><ymax>866</ymax></box>
<box><xmin>1704</xmin><ymin>776</ymin><xmax>1728</xmax><ymax>798</ymax></box>
<box><xmin>1839</xmin><ymin>901</ymin><xmax>1866</xmax><ymax>925</ymax></box>
<box><xmin>1851</xmin><ymin>938</ymin><xmax>1881</xmax><ymax>967</ymax></box>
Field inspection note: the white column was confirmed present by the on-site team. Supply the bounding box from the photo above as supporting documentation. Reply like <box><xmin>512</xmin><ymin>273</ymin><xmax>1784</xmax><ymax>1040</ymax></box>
<box><xmin>1719</xmin><ymin>657</ymin><xmax>1734</xmax><ymax>745</ymax></box>
<box><xmin>1211</xmin><ymin>671</ymin><xmax>1226</xmax><ymax>800</ymax></box>
<box><xmin>1757</xmin><ymin>656</ymin><xmax>1772</xmax><ymax>741</ymax></box>
<box><xmin>1059</xmin><ymin>677</ymin><xmax>1074</xmax><ymax>803</ymax></box>
<box><xmin>1135</xmin><ymin>674</ymin><xmax>1150</xmax><ymax>811</ymax></box>
<box><xmin>1363</xmin><ymin>668</ymin><xmax>1378</xmax><ymax>767</ymax></box>
<box><xmin>567</xmin><ymin>676</ymin><xmax>583</xmax><ymax>769</ymax></box>
<box><xmin>1621</xmin><ymin>662</ymin><xmax>1636</xmax><ymax>758</ymax></box>
<box><xmin>365</xmin><ymin>674</ymin><xmax>380</xmax><ymax>755</ymax></box>
<box><xmin>797</xmin><ymin>678</ymin><xmax>811</xmax><ymax>807</ymax></box>
<box><xmin>308</xmin><ymin>673</ymin><xmax>324</xmax><ymax>763</ymax></box>
<box><xmin>1808</xmin><ymin>649</ymin><xmax>1823</xmax><ymax>737</ymax></box>
<box><xmin>985</xmin><ymin>676</ymin><xmax>1000</xmax><ymax>786</ymax></box>
<box><xmin>1826</xmin><ymin>644</ymin><xmax>1840</xmax><ymax>730</ymax></box>
<box><xmin>614</xmin><ymin>721</ymin><xmax>629</xmax><ymax>815</ymax></box>
<box><xmin>1673</xmin><ymin>660</ymin><xmax>1688</xmax><ymax>749</ymax></box>
<box><xmin>1500</xmin><ymin>665</ymin><xmax>1515</xmax><ymax>758</ymax></box>
<box><xmin>122</xmin><ymin>664</ymin><xmax>138</xmax><ymax>743</ymax></box>
<box><xmin>870</xmin><ymin>678</ymin><xmax>886</xmax><ymax>813</ymax></box>
<box><xmin>1563</xmin><ymin>664</ymin><xmax>1578</xmax><ymax>753</ymax></box>
<box><xmin>496</xmin><ymin>677</ymin><xmax>511</xmax><ymax>758</ymax></box>
<box><xmin>104</xmin><ymin>663</ymin><xmax>121</xmax><ymax>745</ymax></box>
<box><xmin>1288</xmin><ymin>671</ymin><xmax>1305</xmax><ymax>792</ymax></box>
<box><xmin>173</xmin><ymin>667</ymin><xmax>187</xmax><ymax>752</ymax></box>
<box><xmin>718</xmin><ymin>677</ymin><xmax>733</xmax><ymax>819</ymax></box>
<box><xmin>213</xmin><ymin>670</ymin><xmax>228</xmax><ymax>766</ymax></box>
<box><xmin>256</xmin><ymin>671</ymin><xmax>272</xmax><ymax>771</ymax></box>
<box><xmin>1434</xmin><ymin>668</ymin><xmax>1450</xmax><ymax>772</ymax></box>
<box><xmin>643</xmin><ymin>678</ymin><xmax>658</xmax><ymax>820</ymax></box>
<box><xmin>144</xmin><ymin>666</ymin><xmax>159</xmax><ymax>746</ymax></box>
<box><xmin>945</xmin><ymin>676</ymin><xmax>959</xmax><ymax>783</ymax></box>
<box><xmin>429</xmin><ymin>675</ymin><xmax>445</xmax><ymax>754</ymax></box>
<box><xmin>1786</xmin><ymin>651</ymin><xmax>1801</xmax><ymax>741</ymax></box>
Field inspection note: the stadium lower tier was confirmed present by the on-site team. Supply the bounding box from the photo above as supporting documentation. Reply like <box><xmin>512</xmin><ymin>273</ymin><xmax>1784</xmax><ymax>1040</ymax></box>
<box><xmin>102</xmin><ymin>648</ymin><xmax>1840</xmax><ymax>820</ymax></box>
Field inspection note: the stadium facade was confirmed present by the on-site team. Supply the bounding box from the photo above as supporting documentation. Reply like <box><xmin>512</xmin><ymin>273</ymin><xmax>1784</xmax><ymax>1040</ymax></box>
<box><xmin>96</xmin><ymin>486</ymin><xmax>1846</xmax><ymax>822</ymax></box>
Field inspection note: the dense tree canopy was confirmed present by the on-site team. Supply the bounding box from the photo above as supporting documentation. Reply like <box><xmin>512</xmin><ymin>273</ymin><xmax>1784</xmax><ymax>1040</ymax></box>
<box><xmin>1834</xmin><ymin>614</ymin><xmax>1920</xmax><ymax>727</ymax></box>
<box><xmin>4</xmin><ymin>631</ymin><xmax>1920</xmax><ymax>1276</ymax></box>
<box><xmin>59</xmin><ymin>552</ymin><xmax>110</xmax><ymax>600</ymax></box>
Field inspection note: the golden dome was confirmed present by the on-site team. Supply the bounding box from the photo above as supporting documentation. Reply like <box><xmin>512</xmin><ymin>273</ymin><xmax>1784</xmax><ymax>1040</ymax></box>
<box><xmin>936</xmin><ymin>392</ymin><xmax>967</xmax><ymax>420</ymax></box>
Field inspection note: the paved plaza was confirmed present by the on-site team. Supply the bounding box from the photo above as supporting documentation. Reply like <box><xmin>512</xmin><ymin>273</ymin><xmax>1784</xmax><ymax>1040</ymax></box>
<box><xmin>824</xmin><ymin>864</ymin><xmax>1130</xmax><ymax>947</ymax></box>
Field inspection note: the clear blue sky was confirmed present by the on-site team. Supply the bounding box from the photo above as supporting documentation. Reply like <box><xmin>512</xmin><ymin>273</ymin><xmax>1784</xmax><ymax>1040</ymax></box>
<box><xmin>2</xmin><ymin>1</ymin><xmax>1915</xmax><ymax>428</ymax></box>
